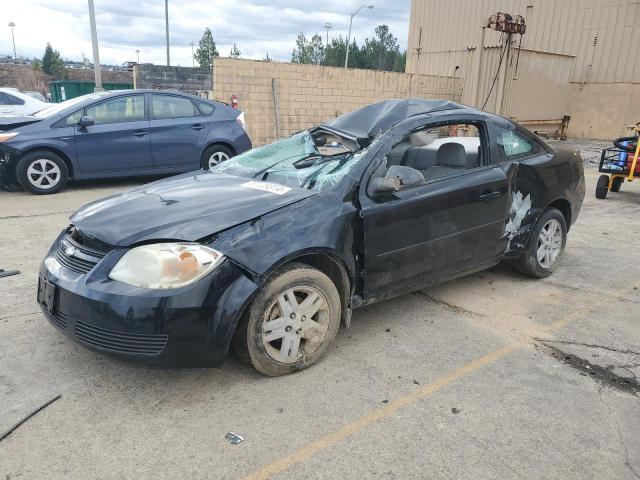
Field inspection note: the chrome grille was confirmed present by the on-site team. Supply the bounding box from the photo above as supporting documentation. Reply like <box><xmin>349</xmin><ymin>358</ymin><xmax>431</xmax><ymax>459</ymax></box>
<box><xmin>54</xmin><ymin>237</ymin><xmax>106</xmax><ymax>274</ymax></box>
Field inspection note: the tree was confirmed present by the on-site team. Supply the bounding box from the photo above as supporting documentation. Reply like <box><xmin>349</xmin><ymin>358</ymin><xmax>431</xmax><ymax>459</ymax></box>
<box><xmin>32</xmin><ymin>58</ymin><xmax>42</xmax><ymax>71</ymax></box>
<box><xmin>194</xmin><ymin>28</ymin><xmax>219</xmax><ymax>69</ymax></box>
<box><xmin>363</xmin><ymin>25</ymin><xmax>400</xmax><ymax>71</ymax></box>
<box><xmin>42</xmin><ymin>42</ymin><xmax>65</xmax><ymax>78</ymax></box>
<box><xmin>291</xmin><ymin>33</ymin><xmax>324</xmax><ymax>65</ymax></box>
<box><xmin>393</xmin><ymin>51</ymin><xmax>406</xmax><ymax>72</ymax></box>
<box><xmin>229</xmin><ymin>43</ymin><xmax>241</xmax><ymax>59</ymax></box>
<box><xmin>263</xmin><ymin>53</ymin><xmax>272</xmax><ymax>62</ymax></box>
<box><xmin>294</xmin><ymin>24</ymin><xmax>407</xmax><ymax>72</ymax></box>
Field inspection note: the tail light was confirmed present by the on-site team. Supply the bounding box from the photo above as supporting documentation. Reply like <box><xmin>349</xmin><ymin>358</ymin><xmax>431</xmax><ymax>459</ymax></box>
<box><xmin>236</xmin><ymin>111</ymin><xmax>246</xmax><ymax>132</ymax></box>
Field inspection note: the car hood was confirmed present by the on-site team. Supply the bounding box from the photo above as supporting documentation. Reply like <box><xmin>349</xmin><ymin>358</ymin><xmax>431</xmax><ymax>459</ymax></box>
<box><xmin>0</xmin><ymin>115</ymin><xmax>42</xmax><ymax>130</ymax></box>
<box><xmin>70</xmin><ymin>172</ymin><xmax>317</xmax><ymax>247</ymax></box>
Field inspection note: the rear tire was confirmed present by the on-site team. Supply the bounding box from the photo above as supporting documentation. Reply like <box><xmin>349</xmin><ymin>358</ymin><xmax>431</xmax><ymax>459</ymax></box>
<box><xmin>17</xmin><ymin>151</ymin><xmax>69</xmax><ymax>195</ymax></box>
<box><xmin>201</xmin><ymin>145</ymin><xmax>233</xmax><ymax>172</ymax></box>
<box><xmin>514</xmin><ymin>208</ymin><xmax>567</xmax><ymax>278</ymax></box>
<box><xmin>595</xmin><ymin>175</ymin><xmax>609</xmax><ymax>199</ymax></box>
<box><xmin>610</xmin><ymin>177</ymin><xmax>623</xmax><ymax>192</ymax></box>
<box><xmin>233</xmin><ymin>262</ymin><xmax>341</xmax><ymax>376</ymax></box>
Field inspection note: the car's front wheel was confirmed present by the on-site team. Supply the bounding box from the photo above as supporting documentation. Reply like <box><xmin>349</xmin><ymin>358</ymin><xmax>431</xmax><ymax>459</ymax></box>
<box><xmin>202</xmin><ymin>145</ymin><xmax>233</xmax><ymax>172</ymax></box>
<box><xmin>233</xmin><ymin>263</ymin><xmax>341</xmax><ymax>376</ymax></box>
<box><xmin>514</xmin><ymin>208</ymin><xmax>567</xmax><ymax>278</ymax></box>
<box><xmin>17</xmin><ymin>151</ymin><xmax>69</xmax><ymax>195</ymax></box>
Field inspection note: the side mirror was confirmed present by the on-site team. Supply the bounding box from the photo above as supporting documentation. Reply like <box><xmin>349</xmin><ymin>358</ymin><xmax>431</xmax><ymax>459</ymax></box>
<box><xmin>370</xmin><ymin>175</ymin><xmax>402</xmax><ymax>194</ymax></box>
<box><xmin>78</xmin><ymin>115</ymin><xmax>94</xmax><ymax>128</ymax></box>
<box><xmin>370</xmin><ymin>165</ymin><xmax>424</xmax><ymax>195</ymax></box>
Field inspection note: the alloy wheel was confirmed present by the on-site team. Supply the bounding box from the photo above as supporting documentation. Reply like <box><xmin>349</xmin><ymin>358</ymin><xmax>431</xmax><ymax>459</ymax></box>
<box><xmin>537</xmin><ymin>218</ymin><xmax>563</xmax><ymax>268</ymax></box>
<box><xmin>261</xmin><ymin>286</ymin><xmax>330</xmax><ymax>363</ymax></box>
<box><xmin>26</xmin><ymin>159</ymin><xmax>61</xmax><ymax>190</ymax></box>
<box><xmin>207</xmin><ymin>151</ymin><xmax>229</xmax><ymax>171</ymax></box>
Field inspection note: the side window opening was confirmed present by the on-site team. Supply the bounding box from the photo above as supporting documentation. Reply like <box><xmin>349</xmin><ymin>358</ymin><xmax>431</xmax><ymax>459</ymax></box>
<box><xmin>151</xmin><ymin>95</ymin><xmax>197</xmax><ymax>120</ymax></box>
<box><xmin>5</xmin><ymin>93</ymin><xmax>25</xmax><ymax>106</ymax></box>
<box><xmin>384</xmin><ymin>122</ymin><xmax>484</xmax><ymax>185</ymax></box>
<box><xmin>85</xmin><ymin>95</ymin><xmax>145</xmax><ymax>125</ymax></box>
<box><xmin>496</xmin><ymin>126</ymin><xmax>540</xmax><ymax>161</ymax></box>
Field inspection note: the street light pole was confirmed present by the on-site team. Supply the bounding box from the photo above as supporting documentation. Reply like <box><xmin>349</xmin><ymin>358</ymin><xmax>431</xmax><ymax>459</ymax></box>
<box><xmin>344</xmin><ymin>5</ymin><xmax>373</xmax><ymax>68</ymax></box>
<box><xmin>165</xmin><ymin>0</ymin><xmax>170</xmax><ymax>66</ymax></box>
<box><xmin>135</xmin><ymin>49</ymin><xmax>140</xmax><ymax>64</ymax></box>
<box><xmin>87</xmin><ymin>0</ymin><xmax>103</xmax><ymax>92</ymax></box>
<box><xmin>189</xmin><ymin>41</ymin><xmax>195</xmax><ymax>67</ymax></box>
<box><xmin>8</xmin><ymin>22</ymin><xmax>16</xmax><ymax>59</ymax></box>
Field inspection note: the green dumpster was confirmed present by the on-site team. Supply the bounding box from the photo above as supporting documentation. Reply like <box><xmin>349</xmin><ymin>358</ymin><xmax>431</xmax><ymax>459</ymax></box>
<box><xmin>48</xmin><ymin>80</ymin><xmax>133</xmax><ymax>103</ymax></box>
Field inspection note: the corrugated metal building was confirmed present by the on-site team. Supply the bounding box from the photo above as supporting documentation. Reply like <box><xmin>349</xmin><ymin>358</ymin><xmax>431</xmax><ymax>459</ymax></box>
<box><xmin>406</xmin><ymin>0</ymin><xmax>640</xmax><ymax>139</ymax></box>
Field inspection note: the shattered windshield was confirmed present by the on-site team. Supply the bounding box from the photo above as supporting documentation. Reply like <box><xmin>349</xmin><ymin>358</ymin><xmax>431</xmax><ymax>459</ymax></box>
<box><xmin>211</xmin><ymin>130</ymin><xmax>363</xmax><ymax>192</ymax></box>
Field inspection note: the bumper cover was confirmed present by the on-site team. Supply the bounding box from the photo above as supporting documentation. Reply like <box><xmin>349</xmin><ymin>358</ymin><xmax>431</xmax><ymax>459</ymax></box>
<box><xmin>39</xmin><ymin>234</ymin><xmax>258</xmax><ymax>367</ymax></box>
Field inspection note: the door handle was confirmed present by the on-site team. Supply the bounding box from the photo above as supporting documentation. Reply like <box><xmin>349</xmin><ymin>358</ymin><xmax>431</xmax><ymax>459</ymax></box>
<box><xmin>191</xmin><ymin>123</ymin><xmax>204</xmax><ymax>131</ymax></box>
<box><xmin>133</xmin><ymin>130</ymin><xmax>147</xmax><ymax>137</ymax></box>
<box><xmin>480</xmin><ymin>190</ymin><xmax>501</xmax><ymax>202</ymax></box>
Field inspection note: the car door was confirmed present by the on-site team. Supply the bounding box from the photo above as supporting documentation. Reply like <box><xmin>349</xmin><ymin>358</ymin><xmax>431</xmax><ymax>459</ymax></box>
<box><xmin>148</xmin><ymin>93</ymin><xmax>208</xmax><ymax>170</ymax></box>
<box><xmin>74</xmin><ymin>94</ymin><xmax>152</xmax><ymax>174</ymax></box>
<box><xmin>359</xmin><ymin>118</ymin><xmax>510</xmax><ymax>298</ymax></box>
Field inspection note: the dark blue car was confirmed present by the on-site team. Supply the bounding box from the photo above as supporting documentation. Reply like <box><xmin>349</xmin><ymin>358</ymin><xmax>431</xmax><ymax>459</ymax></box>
<box><xmin>0</xmin><ymin>90</ymin><xmax>252</xmax><ymax>194</ymax></box>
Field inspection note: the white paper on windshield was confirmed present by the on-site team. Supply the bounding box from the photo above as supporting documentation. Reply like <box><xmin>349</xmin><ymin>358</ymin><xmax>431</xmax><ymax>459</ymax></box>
<box><xmin>241</xmin><ymin>181</ymin><xmax>291</xmax><ymax>195</ymax></box>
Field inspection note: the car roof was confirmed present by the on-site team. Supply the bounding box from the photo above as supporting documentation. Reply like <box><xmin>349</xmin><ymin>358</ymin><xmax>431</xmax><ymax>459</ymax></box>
<box><xmin>322</xmin><ymin>99</ymin><xmax>472</xmax><ymax>140</ymax></box>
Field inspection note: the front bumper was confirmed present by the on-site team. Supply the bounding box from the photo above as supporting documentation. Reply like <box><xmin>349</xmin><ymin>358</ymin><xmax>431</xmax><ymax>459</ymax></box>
<box><xmin>38</xmin><ymin>232</ymin><xmax>258</xmax><ymax>367</ymax></box>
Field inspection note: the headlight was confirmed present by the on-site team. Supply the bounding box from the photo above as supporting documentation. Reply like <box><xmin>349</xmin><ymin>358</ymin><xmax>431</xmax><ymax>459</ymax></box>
<box><xmin>109</xmin><ymin>243</ymin><xmax>224</xmax><ymax>289</ymax></box>
<box><xmin>0</xmin><ymin>132</ymin><xmax>19</xmax><ymax>143</ymax></box>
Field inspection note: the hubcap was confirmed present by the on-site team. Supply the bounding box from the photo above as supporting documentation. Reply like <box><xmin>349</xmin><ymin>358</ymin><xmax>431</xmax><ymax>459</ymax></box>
<box><xmin>261</xmin><ymin>286</ymin><xmax>330</xmax><ymax>363</ymax></box>
<box><xmin>537</xmin><ymin>219</ymin><xmax>563</xmax><ymax>268</ymax></box>
<box><xmin>207</xmin><ymin>151</ymin><xmax>229</xmax><ymax>171</ymax></box>
<box><xmin>26</xmin><ymin>159</ymin><xmax>61</xmax><ymax>189</ymax></box>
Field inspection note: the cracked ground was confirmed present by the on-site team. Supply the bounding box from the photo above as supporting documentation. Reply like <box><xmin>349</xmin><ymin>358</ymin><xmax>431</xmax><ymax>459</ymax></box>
<box><xmin>1</xmin><ymin>167</ymin><xmax>639</xmax><ymax>480</ymax></box>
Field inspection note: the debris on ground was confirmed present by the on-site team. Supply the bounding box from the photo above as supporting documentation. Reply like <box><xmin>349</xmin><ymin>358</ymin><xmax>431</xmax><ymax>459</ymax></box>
<box><xmin>0</xmin><ymin>394</ymin><xmax>61</xmax><ymax>442</ymax></box>
<box><xmin>225</xmin><ymin>432</ymin><xmax>244</xmax><ymax>445</ymax></box>
<box><xmin>382</xmin><ymin>399</ymin><xmax>389</xmax><ymax>404</ymax></box>
<box><xmin>0</xmin><ymin>269</ymin><xmax>20</xmax><ymax>279</ymax></box>
<box><xmin>451</xmin><ymin>408</ymin><xmax>461</xmax><ymax>414</ymax></box>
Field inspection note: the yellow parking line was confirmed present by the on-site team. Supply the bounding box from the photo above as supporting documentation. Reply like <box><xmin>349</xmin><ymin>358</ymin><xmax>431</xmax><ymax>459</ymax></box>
<box><xmin>244</xmin><ymin>343</ymin><xmax>521</xmax><ymax>480</ymax></box>
<box><xmin>244</xmin><ymin>284</ymin><xmax>638</xmax><ymax>480</ymax></box>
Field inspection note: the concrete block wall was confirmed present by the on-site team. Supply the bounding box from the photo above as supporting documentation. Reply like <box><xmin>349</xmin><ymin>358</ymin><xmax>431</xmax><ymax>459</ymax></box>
<box><xmin>212</xmin><ymin>58</ymin><xmax>463</xmax><ymax>146</ymax></box>
<box><xmin>133</xmin><ymin>65</ymin><xmax>212</xmax><ymax>96</ymax></box>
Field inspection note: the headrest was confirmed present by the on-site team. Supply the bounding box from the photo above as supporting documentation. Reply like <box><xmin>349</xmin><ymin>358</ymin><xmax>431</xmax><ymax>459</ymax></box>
<box><xmin>437</xmin><ymin>142</ymin><xmax>469</xmax><ymax>168</ymax></box>
<box><xmin>403</xmin><ymin>146</ymin><xmax>438</xmax><ymax>170</ymax></box>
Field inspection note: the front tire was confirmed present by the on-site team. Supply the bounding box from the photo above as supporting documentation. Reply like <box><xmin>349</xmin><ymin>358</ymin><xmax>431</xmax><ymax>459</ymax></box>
<box><xmin>233</xmin><ymin>263</ymin><xmax>341</xmax><ymax>376</ymax></box>
<box><xmin>17</xmin><ymin>151</ymin><xmax>69</xmax><ymax>195</ymax></box>
<box><xmin>595</xmin><ymin>175</ymin><xmax>609</xmax><ymax>199</ymax></box>
<box><xmin>514</xmin><ymin>208</ymin><xmax>567</xmax><ymax>278</ymax></box>
<box><xmin>202</xmin><ymin>145</ymin><xmax>233</xmax><ymax>172</ymax></box>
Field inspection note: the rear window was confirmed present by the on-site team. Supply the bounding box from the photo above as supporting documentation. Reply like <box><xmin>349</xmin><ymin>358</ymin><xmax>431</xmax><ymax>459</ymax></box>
<box><xmin>197</xmin><ymin>101</ymin><xmax>215</xmax><ymax>116</ymax></box>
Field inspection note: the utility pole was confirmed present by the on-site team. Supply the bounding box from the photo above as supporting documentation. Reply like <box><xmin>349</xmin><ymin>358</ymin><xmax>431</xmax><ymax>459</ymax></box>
<box><xmin>324</xmin><ymin>22</ymin><xmax>333</xmax><ymax>46</ymax></box>
<box><xmin>345</xmin><ymin>5</ymin><xmax>373</xmax><ymax>68</ymax></box>
<box><xmin>188</xmin><ymin>41</ymin><xmax>195</xmax><ymax>67</ymax></box>
<box><xmin>8</xmin><ymin>22</ymin><xmax>16</xmax><ymax>59</ymax></box>
<box><xmin>135</xmin><ymin>49</ymin><xmax>140</xmax><ymax>64</ymax></box>
<box><xmin>87</xmin><ymin>0</ymin><xmax>103</xmax><ymax>91</ymax></box>
<box><xmin>165</xmin><ymin>0</ymin><xmax>170</xmax><ymax>66</ymax></box>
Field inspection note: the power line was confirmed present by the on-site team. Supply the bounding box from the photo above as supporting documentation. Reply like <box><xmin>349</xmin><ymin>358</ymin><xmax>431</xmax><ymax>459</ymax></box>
<box><xmin>481</xmin><ymin>33</ymin><xmax>510</xmax><ymax>110</ymax></box>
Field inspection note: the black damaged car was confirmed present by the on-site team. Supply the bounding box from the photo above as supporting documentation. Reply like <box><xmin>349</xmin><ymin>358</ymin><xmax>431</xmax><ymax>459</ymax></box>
<box><xmin>38</xmin><ymin>99</ymin><xmax>585</xmax><ymax>376</ymax></box>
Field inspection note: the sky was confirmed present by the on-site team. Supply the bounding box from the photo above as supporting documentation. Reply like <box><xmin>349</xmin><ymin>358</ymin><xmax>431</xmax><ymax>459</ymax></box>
<box><xmin>2</xmin><ymin>0</ymin><xmax>411</xmax><ymax>66</ymax></box>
